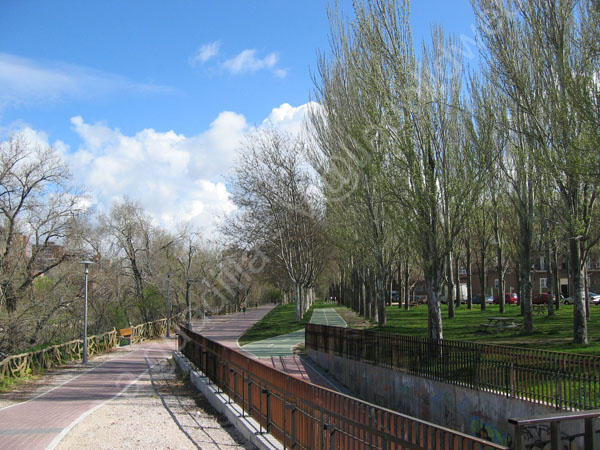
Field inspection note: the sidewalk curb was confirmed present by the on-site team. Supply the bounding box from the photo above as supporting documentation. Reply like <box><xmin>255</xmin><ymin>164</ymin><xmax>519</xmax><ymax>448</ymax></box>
<box><xmin>173</xmin><ymin>351</ymin><xmax>283</xmax><ymax>450</ymax></box>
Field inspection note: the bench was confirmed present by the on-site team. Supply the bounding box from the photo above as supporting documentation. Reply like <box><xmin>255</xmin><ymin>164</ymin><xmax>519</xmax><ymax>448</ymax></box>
<box><xmin>532</xmin><ymin>305</ymin><xmax>547</xmax><ymax>315</ymax></box>
<box><xmin>119</xmin><ymin>327</ymin><xmax>133</xmax><ymax>346</ymax></box>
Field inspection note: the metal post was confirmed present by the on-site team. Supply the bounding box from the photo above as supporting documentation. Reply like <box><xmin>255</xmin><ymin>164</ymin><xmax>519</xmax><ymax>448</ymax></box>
<box><xmin>248</xmin><ymin>379</ymin><xmax>253</xmax><ymax>418</ymax></box>
<box><xmin>551</xmin><ymin>422</ymin><xmax>560</xmax><ymax>450</ymax></box>
<box><xmin>166</xmin><ymin>272</ymin><xmax>171</xmax><ymax>338</ymax></box>
<box><xmin>291</xmin><ymin>406</ymin><xmax>297</xmax><ymax>449</ymax></box>
<box><xmin>326</xmin><ymin>424</ymin><xmax>337</xmax><ymax>449</ymax></box>
<box><xmin>83</xmin><ymin>264</ymin><xmax>88</xmax><ymax>364</ymax></box>
<box><xmin>80</xmin><ymin>260</ymin><xmax>94</xmax><ymax>364</ymax></box>
<box><xmin>262</xmin><ymin>389</ymin><xmax>271</xmax><ymax>432</ymax></box>
<box><xmin>585</xmin><ymin>418</ymin><xmax>597</xmax><ymax>450</ymax></box>
<box><xmin>186</xmin><ymin>279</ymin><xmax>192</xmax><ymax>329</ymax></box>
<box><xmin>513</xmin><ymin>424</ymin><xmax>523</xmax><ymax>450</ymax></box>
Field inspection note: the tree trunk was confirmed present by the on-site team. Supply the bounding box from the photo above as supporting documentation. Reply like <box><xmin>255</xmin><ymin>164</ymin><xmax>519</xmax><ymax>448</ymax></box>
<box><xmin>425</xmin><ymin>259</ymin><xmax>444</xmax><ymax>340</ymax></box>
<box><xmin>479</xmin><ymin>250</ymin><xmax>486</xmax><ymax>311</ymax></box>
<box><xmin>454</xmin><ymin>254</ymin><xmax>461</xmax><ymax>309</ymax></box>
<box><xmin>545</xmin><ymin>240</ymin><xmax>554</xmax><ymax>317</ymax></box>
<box><xmin>447</xmin><ymin>251</ymin><xmax>455</xmax><ymax>319</ymax></box>
<box><xmin>294</xmin><ymin>282</ymin><xmax>302</xmax><ymax>322</ymax></box>
<box><xmin>571</xmin><ymin>238</ymin><xmax>587</xmax><ymax>343</ymax></box>
<box><xmin>403</xmin><ymin>261</ymin><xmax>410</xmax><ymax>311</ymax></box>
<box><xmin>520</xmin><ymin>223</ymin><xmax>533</xmax><ymax>333</ymax></box>
<box><xmin>466</xmin><ymin>240</ymin><xmax>472</xmax><ymax>310</ymax></box>
<box><xmin>377</xmin><ymin>276</ymin><xmax>386</xmax><ymax>326</ymax></box>
<box><xmin>497</xmin><ymin>243</ymin><xmax>505</xmax><ymax>314</ymax></box>
<box><xmin>552</xmin><ymin>246</ymin><xmax>560</xmax><ymax>311</ymax></box>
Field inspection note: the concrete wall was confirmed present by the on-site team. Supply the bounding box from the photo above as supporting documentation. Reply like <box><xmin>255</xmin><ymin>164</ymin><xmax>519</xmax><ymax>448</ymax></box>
<box><xmin>308</xmin><ymin>348</ymin><xmax>586</xmax><ymax>449</ymax></box>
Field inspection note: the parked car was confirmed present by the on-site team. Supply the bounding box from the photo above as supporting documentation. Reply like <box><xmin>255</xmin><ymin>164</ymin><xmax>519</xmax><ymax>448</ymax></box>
<box><xmin>532</xmin><ymin>293</ymin><xmax>556</xmax><ymax>304</ymax></box>
<box><xmin>472</xmin><ymin>294</ymin><xmax>494</xmax><ymax>305</ymax></box>
<box><xmin>493</xmin><ymin>292</ymin><xmax>519</xmax><ymax>305</ymax></box>
<box><xmin>563</xmin><ymin>292</ymin><xmax>600</xmax><ymax>305</ymax></box>
<box><xmin>472</xmin><ymin>294</ymin><xmax>484</xmax><ymax>304</ymax></box>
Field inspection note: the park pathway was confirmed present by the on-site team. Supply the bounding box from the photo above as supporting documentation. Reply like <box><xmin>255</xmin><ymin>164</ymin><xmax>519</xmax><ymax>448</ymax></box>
<box><xmin>239</xmin><ymin>308</ymin><xmax>347</xmax><ymax>390</ymax></box>
<box><xmin>0</xmin><ymin>339</ymin><xmax>175</xmax><ymax>450</ymax></box>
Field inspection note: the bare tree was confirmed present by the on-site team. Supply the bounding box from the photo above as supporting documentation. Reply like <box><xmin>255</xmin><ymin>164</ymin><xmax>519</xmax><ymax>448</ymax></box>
<box><xmin>0</xmin><ymin>135</ymin><xmax>82</xmax><ymax>313</ymax></box>
<box><xmin>226</xmin><ymin>129</ymin><xmax>327</xmax><ymax>321</ymax></box>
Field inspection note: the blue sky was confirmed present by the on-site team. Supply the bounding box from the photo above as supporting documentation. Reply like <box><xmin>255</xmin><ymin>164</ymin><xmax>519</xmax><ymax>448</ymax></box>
<box><xmin>0</xmin><ymin>0</ymin><xmax>477</xmax><ymax>236</ymax></box>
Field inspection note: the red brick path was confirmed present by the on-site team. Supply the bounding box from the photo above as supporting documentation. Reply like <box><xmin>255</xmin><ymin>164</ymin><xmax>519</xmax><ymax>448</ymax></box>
<box><xmin>0</xmin><ymin>339</ymin><xmax>175</xmax><ymax>450</ymax></box>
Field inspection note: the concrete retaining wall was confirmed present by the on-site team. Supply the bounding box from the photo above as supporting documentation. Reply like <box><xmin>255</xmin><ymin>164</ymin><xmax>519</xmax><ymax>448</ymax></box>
<box><xmin>307</xmin><ymin>348</ymin><xmax>586</xmax><ymax>448</ymax></box>
<box><xmin>173</xmin><ymin>351</ymin><xmax>283</xmax><ymax>450</ymax></box>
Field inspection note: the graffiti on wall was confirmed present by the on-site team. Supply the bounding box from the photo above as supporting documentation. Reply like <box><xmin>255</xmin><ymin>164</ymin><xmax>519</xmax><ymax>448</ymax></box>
<box><xmin>470</xmin><ymin>418</ymin><xmax>510</xmax><ymax>447</ymax></box>
<box><xmin>518</xmin><ymin>424</ymin><xmax>588</xmax><ymax>450</ymax></box>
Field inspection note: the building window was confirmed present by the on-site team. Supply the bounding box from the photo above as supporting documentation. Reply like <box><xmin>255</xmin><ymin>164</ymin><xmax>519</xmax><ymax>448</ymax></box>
<box><xmin>540</xmin><ymin>278</ymin><xmax>547</xmax><ymax>290</ymax></box>
<box><xmin>494</xmin><ymin>278</ymin><xmax>499</xmax><ymax>288</ymax></box>
<box><xmin>539</xmin><ymin>257</ymin><xmax>545</xmax><ymax>271</ymax></box>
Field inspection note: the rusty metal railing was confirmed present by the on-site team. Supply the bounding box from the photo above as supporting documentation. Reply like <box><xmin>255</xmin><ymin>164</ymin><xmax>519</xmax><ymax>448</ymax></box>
<box><xmin>179</xmin><ymin>325</ymin><xmax>508</xmax><ymax>450</ymax></box>
<box><xmin>305</xmin><ymin>324</ymin><xmax>600</xmax><ymax>411</ymax></box>
<box><xmin>509</xmin><ymin>409</ymin><xmax>600</xmax><ymax>450</ymax></box>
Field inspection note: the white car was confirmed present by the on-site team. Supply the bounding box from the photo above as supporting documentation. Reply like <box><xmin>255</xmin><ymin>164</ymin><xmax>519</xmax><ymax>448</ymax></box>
<box><xmin>563</xmin><ymin>292</ymin><xmax>600</xmax><ymax>305</ymax></box>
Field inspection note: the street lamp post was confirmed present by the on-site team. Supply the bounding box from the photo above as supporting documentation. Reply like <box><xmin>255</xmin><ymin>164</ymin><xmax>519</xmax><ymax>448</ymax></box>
<box><xmin>166</xmin><ymin>272</ymin><xmax>171</xmax><ymax>338</ymax></box>
<box><xmin>79</xmin><ymin>260</ymin><xmax>94</xmax><ymax>364</ymax></box>
<box><xmin>186</xmin><ymin>279</ymin><xmax>194</xmax><ymax>329</ymax></box>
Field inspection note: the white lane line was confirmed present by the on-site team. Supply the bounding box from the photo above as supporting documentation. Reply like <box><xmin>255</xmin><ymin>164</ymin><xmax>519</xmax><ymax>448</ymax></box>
<box><xmin>0</xmin><ymin>343</ymin><xmax>161</xmax><ymax>413</ymax></box>
<box><xmin>46</xmin><ymin>353</ymin><xmax>167</xmax><ymax>450</ymax></box>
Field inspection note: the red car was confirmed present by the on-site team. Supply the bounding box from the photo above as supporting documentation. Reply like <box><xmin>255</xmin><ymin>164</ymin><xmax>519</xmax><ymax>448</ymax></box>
<box><xmin>493</xmin><ymin>292</ymin><xmax>519</xmax><ymax>305</ymax></box>
<box><xmin>532</xmin><ymin>293</ymin><xmax>556</xmax><ymax>304</ymax></box>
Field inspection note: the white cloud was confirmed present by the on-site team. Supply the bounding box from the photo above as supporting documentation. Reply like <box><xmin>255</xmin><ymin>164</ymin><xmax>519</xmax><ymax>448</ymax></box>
<box><xmin>7</xmin><ymin>102</ymin><xmax>316</xmax><ymax>237</ymax></box>
<box><xmin>222</xmin><ymin>49</ymin><xmax>284</xmax><ymax>77</ymax></box>
<box><xmin>0</xmin><ymin>53</ymin><xmax>172</xmax><ymax>110</ymax></box>
<box><xmin>263</xmin><ymin>102</ymin><xmax>321</xmax><ymax>136</ymax></box>
<box><xmin>190</xmin><ymin>41</ymin><xmax>221</xmax><ymax>65</ymax></box>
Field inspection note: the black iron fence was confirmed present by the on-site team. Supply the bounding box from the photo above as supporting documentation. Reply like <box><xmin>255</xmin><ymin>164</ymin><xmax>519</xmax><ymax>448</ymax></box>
<box><xmin>179</xmin><ymin>325</ymin><xmax>508</xmax><ymax>450</ymax></box>
<box><xmin>305</xmin><ymin>324</ymin><xmax>600</xmax><ymax>411</ymax></box>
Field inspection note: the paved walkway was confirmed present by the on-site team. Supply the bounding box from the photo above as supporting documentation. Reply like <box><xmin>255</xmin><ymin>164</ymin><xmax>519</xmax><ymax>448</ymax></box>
<box><xmin>0</xmin><ymin>339</ymin><xmax>175</xmax><ymax>450</ymax></box>
<box><xmin>190</xmin><ymin>304</ymin><xmax>276</xmax><ymax>347</ymax></box>
<box><xmin>190</xmin><ymin>306</ymin><xmax>346</xmax><ymax>390</ymax></box>
<box><xmin>236</xmin><ymin>308</ymin><xmax>347</xmax><ymax>391</ymax></box>
<box><xmin>241</xmin><ymin>307</ymin><xmax>347</xmax><ymax>358</ymax></box>
<box><xmin>0</xmin><ymin>305</ymin><xmax>344</xmax><ymax>450</ymax></box>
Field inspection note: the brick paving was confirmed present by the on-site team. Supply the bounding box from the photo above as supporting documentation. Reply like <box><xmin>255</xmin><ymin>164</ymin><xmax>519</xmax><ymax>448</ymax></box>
<box><xmin>192</xmin><ymin>305</ymin><xmax>343</xmax><ymax>391</ymax></box>
<box><xmin>0</xmin><ymin>306</ymin><xmax>341</xmax><ymax>450</ymax></box>
<box><xmin>0</xmin><ymin>339</ymin><xmax>175</xmax><ymax>450</ymax></box>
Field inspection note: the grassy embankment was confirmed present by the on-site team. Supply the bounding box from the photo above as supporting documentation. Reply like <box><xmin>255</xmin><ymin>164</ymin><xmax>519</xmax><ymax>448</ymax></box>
<box><xmin>241</xmin><ymin>301</ymin><xmax>600</xmax><ymax>356</ymax></box>
<box><xmin>239</xmin><ymin>301</ymin><xmax>339</xmax><ymax>345</ymax></box>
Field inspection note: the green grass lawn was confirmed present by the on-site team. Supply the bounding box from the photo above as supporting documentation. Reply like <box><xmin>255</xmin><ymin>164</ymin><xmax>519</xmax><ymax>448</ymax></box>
<box><xmin>239</xmin><ymin>301</ymin><xmax>600</xmax><ymax>355</ymax></box>
<box><xmin>374</xmin><ymin>303</ymin><xmax>600</xmax><ymax>355</ymax></box>
<box><xmin>238</xmin><ymin>300</ymin><xmax>335</xmax><ymax>346</ymax></box>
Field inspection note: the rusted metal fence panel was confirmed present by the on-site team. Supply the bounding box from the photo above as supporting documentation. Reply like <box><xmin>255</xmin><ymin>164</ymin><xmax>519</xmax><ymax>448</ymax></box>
<box><xmin>306</xmin><ymin>323</ymin><xmax>600</xmax><ymax>411</ymax></box>
<box><xmin>179</xmin><ymin>325</ymin><xmax>508</xmax><ymax>450</ymax></box>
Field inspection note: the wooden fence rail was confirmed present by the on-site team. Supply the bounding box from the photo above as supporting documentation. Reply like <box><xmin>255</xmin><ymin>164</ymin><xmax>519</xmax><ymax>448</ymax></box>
<box><xmin>306</xmin><ymin>324</ymin><xmax>600</xmax><ymax>411</ymax></box>
<box><xmin>0</xmin><ymin>314</ymin><xmax>182</xmax><ymax>381</ymax></box>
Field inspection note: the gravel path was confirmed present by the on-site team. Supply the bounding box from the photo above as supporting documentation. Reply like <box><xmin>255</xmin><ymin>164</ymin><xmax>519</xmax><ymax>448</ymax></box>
<box><xmin>57</xmin><ymin>358</ymin><xmax>254</xmax><ymax>450</ymax></box>
<box><xmin>0</xmin><ymin>340</ymin><xmax>256</xmax><ymax>450</ymax></box>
